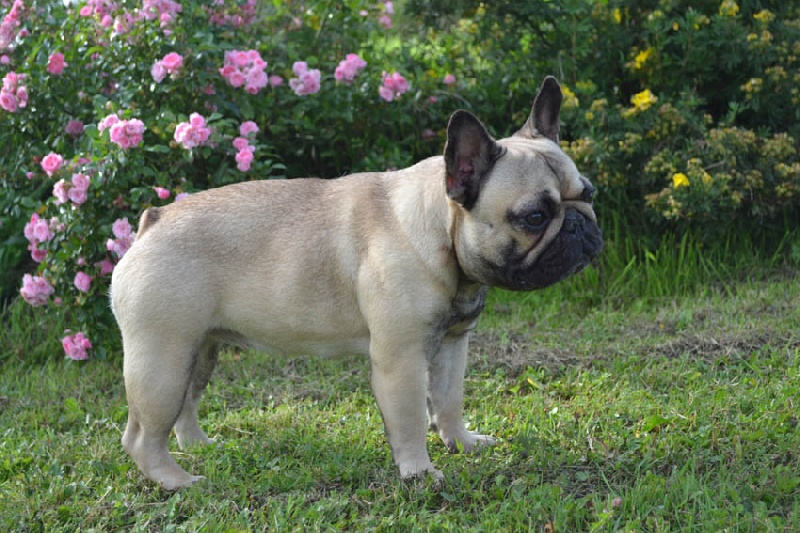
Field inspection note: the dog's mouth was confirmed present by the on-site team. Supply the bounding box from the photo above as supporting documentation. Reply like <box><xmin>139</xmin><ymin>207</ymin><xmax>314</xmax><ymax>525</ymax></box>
<box><xmin>498</xmin><ymin>208</ymin><xmax>603</xmax><ymax>291</ymax></box>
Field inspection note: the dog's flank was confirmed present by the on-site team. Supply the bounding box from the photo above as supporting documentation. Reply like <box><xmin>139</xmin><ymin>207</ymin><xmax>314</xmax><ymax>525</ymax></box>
<box><xmin>111</xmin><ymin>76</ymin><xmax>602</xmax><ymax>490</ymax></box>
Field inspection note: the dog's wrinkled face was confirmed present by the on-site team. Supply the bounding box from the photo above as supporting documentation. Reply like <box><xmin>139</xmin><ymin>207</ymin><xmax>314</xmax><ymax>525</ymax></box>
<box><xmin>445</xmin><ymin>77</ymin><xmax>603</xmax><ymax>291</ymax></box>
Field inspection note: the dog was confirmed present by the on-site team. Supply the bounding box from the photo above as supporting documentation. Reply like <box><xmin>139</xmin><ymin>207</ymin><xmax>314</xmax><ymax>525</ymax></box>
<box><xmin>111</xmin><ymin>76</ymin><xmax>603</xmax><ymax>490</ymax></box>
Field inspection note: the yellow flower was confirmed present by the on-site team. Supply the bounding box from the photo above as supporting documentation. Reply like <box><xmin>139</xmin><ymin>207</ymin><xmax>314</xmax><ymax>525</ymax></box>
<box><xmin>672</xmin><ymin>172</ymin><xmax>690</xmax><ymax>188</ymax></box>
<box><xmin>719</xmin><ymin>0</ymin><xmax>739</xmax><ymax>17</ymax></box>
<box><xmin>753</xmin><ymin>9</ymin><xmax>774</xmax><ymax>24</ymax></box>
<box><xmin>631</xmin><ymin>89</ymin><xmax>658</xmax><ymax>111</ymax></box>
<box><xmin>633</xmin><ymin>48</ymin><xmax>652</xmax><ymax>70</ymax></box>
<box><xmin>612</xmin><ymin>8</ymin><xmax>622</xmax><ymax>24</ymax></box>
<box><xmin>561</xmin><ymin>85</ymin><xmax>580</xmax><ymax>109</ymax></box>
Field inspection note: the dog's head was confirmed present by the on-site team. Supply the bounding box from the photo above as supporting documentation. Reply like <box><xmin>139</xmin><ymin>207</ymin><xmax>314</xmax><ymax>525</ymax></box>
<box><xmin>445</xmin><ymin>76</ymin><xmax>603</xmax><ymax>291</ymax></box>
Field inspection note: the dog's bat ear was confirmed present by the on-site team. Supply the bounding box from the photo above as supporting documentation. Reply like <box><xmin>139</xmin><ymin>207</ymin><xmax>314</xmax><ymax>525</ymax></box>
<box><xmin>515</xmin><ymin>76</ymin><xmax>563</xmax><ymax>143</ymax></box>
<box><xmin>444</xmin><ymin>110</ymin><xmax>501</xmax><ymax>209</ymax></box>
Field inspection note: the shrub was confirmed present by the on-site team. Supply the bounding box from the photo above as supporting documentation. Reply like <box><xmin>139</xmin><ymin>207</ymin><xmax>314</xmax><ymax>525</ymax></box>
<box><xmin>0</xmin><ymin>0</ymin><xmax>467</xmax><ymax>360</ymax></box>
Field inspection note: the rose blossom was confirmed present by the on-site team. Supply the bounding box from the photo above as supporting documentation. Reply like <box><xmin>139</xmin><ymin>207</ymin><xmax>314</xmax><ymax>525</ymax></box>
<box><xmin>47</xmin><ymin>52</ymin><xmax>67</xmax><ymax>75</ymax></box>
<box><xmin>107</xmin><ymin>217</ymin><xmax>134</xmax><ymax>259</ymax></box>
<box><xmin>20</xmin><ymin>274</ymin><xmax>54</xmax><ymax>306</ymax></box>
<box><xmin>289</xmin><ymin>61</ymin><xmax>321</xmax><ymax>96</ymax></box>
<box><xmin>174</xmin><ymin>112</ymin><xmax>211</xmax><ymax>149</ymax></box>
<box><xmin>334</xmin><ymin>53</ymin><xmax>367</xmax><ymax>84</ymax></box>
<box><xmin>74</xmin><ymin>271</ymin><xmax>93</xmax><ymax>293</ymax></box>
<box><xmin>378</xmin><ymin>71</ymin><xmax>409</xmax><ymax>102</ymax></box>
<box><xmin>65</xmin><ymin>119</ymin><xmax>84</xmax><ymax>136</ymax></box>
<box><xmin>40</xmin><ymin>152</ymin><xmax>64</xmax><ymax>176</ymax></box>
<box><xmin>62</xmin><ymin>332</ymin><xmax>92</xmax><ymax>360</ymax></box>
<box><xmin>443</xmin><ymin>73</ymin><xmax>456</xmax><ymax>85</ymax></box>
<box><xmin>239</xmin><ymin>120</ymin><xmax>258</xmax><ymax>137</ymax></box>
<box><xmin>154</xmin><ymin>186</ymin><xmax>170</xmax><ymax>199</ymax></box>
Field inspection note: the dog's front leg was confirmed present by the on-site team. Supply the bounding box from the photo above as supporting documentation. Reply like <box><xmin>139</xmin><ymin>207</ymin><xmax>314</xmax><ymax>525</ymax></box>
<box><xmin>369</xmin><ymin>339</ymin><xmax>442</xmax><ymax>480</ymax></box>
<box><xmin>427</xmin><ymin>333</ymin><xmax>496</xmax><ymax>453</ymax></box>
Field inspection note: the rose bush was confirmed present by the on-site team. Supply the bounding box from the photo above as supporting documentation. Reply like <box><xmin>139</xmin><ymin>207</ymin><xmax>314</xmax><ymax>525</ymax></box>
<box><xmin>0</xmin><ymin>0</ymin><xmax>468</xmax><ymax>360</ymax></box>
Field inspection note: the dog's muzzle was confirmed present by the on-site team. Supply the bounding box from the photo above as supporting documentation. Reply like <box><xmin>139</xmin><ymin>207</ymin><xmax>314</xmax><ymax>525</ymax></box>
<box><xmin>508</xmin><ymin>207</ymin><xmax>603</xmax><ymax>291</ymax></box>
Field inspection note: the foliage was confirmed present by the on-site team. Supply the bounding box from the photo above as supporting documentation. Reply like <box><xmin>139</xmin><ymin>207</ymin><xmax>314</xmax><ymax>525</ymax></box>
<box><xmin>407</xmin><ymin>0</ymin><xmax>800</xmax><ymax>237</ymax></box>
<box><xmin>0</xmin><ymin>0</ymin><xmax>463</xmax><ymax>358</ymax></box>
<box><xmin>1</xmin><ymin>0</ymin><xmax>799</xmax><ymax>360</ymax></box>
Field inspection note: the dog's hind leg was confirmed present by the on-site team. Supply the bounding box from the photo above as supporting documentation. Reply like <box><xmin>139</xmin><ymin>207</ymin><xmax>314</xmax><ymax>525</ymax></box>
<box><xmin>175</xmin><ymin>338</ymin><xmax>220</xmax><ymax>449</ymax></box>
<box><xmin>121</xmin><ymin>337</ymin><xmax>204</xmax><ymax>490</ymax></box>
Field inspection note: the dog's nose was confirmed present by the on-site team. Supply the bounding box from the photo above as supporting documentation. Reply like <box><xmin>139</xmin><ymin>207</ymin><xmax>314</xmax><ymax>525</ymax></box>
<box><xmin>580</xmin><ymin>184</ymin><xmax>595</xmax><ymax>204</ymax></box>
<box><xmin>563</xmin><ymin>209</ymin><xmax>585</xmax><ymax>233</ymax></box>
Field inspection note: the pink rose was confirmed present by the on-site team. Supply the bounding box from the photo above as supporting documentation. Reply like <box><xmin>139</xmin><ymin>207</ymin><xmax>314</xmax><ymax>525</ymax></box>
<box><xmin>269</xmin><ymin>75</ymin><xmax>283</xmax><ymax>87</ymax></box>
<box><xmin>289</xmin><ymin>65</ymin><xmax>321</xmax><ymax>96</ymax></box>
<box><xmin>235</xmin><ymin>149</ymin><xmax>253</xmax><ymax>172</ymax></box>
<box><xmin>443</xmin><ymin>74</ymin><xmax>456</xmax><ymax>85</ymax></box>
<box><xmin>379</xmin><ymin>71</ymin><xmax>409</xmax><ymax>102</ymax></box>
<box><xmin>62</xmin><ymin>332</ymin><xmax>92</xmax><ymax>360</ymax></box>
<box><xmin>161</xmin><ymin>52</ymin><xmax>183</xmax><ymax>73</ymax></box>
<box><xmin>47</xmin><ymin>52</ymin><xmax>67</xmax><ymax>75</ymax></box>
<box><xmin>41</xmin><ymin>152</ymin><xmax>64</xmax><ymax>176</ymax></box>
<box><xmin>98</xmin><ymin>113</ymin><xmax>120</xmax><ymax>132</ymax></box>
<box><xmin>53</xmin><ymin>179</ymin><xmax>69</xmax><ymax>205</ymax></box>
<box><xmin>239</xmin><ymin>121</ymin><xmax>258</xmax><ymax>137</ymax></box>
<box><xmin>65</xmin><ymin>119</ymin><xmax>84</xmax><ymax>136</ymax></box>
<box><xmin>151</xmin><ymin>61</ymin><xmax>167</xmax><ymax>83</ymax></box>
<box><xmin>20</xmin><ymin>274</ymin><xmax>54</xmax><ymax>307</ymax></box>
<box><xmin>74</xmin><ymin>271</ymin><xmax>93</xmax><ymax>293</ymax></box>
<box><xmin>154</xmin><ymin>186</ymin><xmax>170</xmax><ymax>199</ymax></box>
<box><xmin>232</xmin><ymin>137</ymin><xmax>251</xmax><ymax>151</ymax></box>
<box><xmin>174</xmin><ymin>112</ymin><xmax>211</xmax><ymax>149</ymax></box>
<box><xmin>96</xmin><ymin>259</ymin><xmax>115</xmax><ymax>276</ymax></box>
<box><xmin>335</xmin><ymin>53</ymin><xmax>367</xmax><ymax>83</ymax></box>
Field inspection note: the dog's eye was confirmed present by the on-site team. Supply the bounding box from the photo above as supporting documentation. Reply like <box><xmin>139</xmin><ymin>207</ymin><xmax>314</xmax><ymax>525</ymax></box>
<box><xmin>523</xmin><ymin>211</ymin><xmax>548</xmax><ymax>232</ymax></box>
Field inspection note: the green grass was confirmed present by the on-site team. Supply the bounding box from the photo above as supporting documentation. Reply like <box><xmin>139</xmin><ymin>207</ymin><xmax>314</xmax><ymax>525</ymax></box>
<box><xmin>1</xmin><ymin>277</ymin><xmax>799</xmax><ymax>530</ymax></box>
<box><xmin>1</xmin><ymin>229</ymin><xmax>800</xmax><ymax>531</ymax></box>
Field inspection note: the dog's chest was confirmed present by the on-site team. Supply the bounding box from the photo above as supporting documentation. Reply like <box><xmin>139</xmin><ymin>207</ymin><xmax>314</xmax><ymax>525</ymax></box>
<box><xmin>439</xmin><ymin>283</ymin><xmax>489</xmax><ymax>338</ymax></box>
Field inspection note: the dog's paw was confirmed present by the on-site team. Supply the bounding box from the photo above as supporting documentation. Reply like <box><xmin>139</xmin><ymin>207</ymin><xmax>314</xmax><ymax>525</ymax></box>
<box><xmin>443</xmin><ymin>430</ymin><xmax>497</xmax><ymax>454</ymax></box>
<box><xmin>398</xmin><ymin>461</ymin><xmax>444</xmax><ymax>482</ymax></box>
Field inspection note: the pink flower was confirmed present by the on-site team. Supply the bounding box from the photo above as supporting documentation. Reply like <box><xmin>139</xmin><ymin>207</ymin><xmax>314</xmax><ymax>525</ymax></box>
<box><xmin>174</xmin><ymin>112</ymin><xmax>211</xmax><ymax>149</ymax></box>
<box><xmin>151</xmin><ymin>61</ymin><xmax>167</xmax><ymax>82</ymax></box>
<box><xmin>20</xmin><ymin>274</ymin><xmax>54</xmax><ymax>307</ymax></box>
<box><xmin>41</xmin><ymin>152</ymin><xmax>64</xmax><ymax>176</ymax></box>
<box><xmin>379</xmin><ymin>71</ymin><xmax>409</xmax><ymax>102</ymax></box>
<box><xmin>53</xmin><ymin>179</ymin><xmax>69</xmax><ymax>205</ymax></box>
<box><xmin>161</xmin><ymin>52</ymin><xmax>183</xmax><ymax>72</ymax></box>
<box><xmin>107</xmin><ymin>117</ymin><xmax>145</xmax><ymax>149</ymax></box>
<box><xmin>239</xmin><ymin>120</ymin><xmax>258</xmax><ymax>137</ymax></box>
<box><xmin>1</xmin><ymin>71</ymin><xmax>27</xmax><ymax>112</ymax></box>
<box><xmin>107</xmin><ymin>217</ymin><xmax>134</xmax><ymax>259</ymax></box>
<box><xmin>289</xmin><ymin>62</ymin><xmax>321</xmax><ymax>96</ymax></box>
<box><xmin>112</xmin><ymin>217</ymin><xmax>132</xmax><ymax>238</ymax></box>
<box><xmin>443</xmin><ymin>73</ymin><xmax>456</xmax><ymax>85</ymax></box>
<box><xmin>47</xmin><ymin>52</ymin><xmax>67</xmax><ymax>75</ymax></box>
<box><xmin>96</xmin><ymin>259</ymin><xmax>115</xmax><ymax>276</ymax></box>
<box><xmin>335</xmin><ymin>53</ymin><xmax>367</xmax><ymax>84</ymax></box>
<box><xmin>74</xmin><ymin>271</ymin><xmax>93</xmax><ymax>293</ymax></box>
<box><xmin>65</xmin><ymin>119</ymin><xmax>84</xmax><ymax>136</ymax></box>
<box><xmin>175</xmin><ymin>192</ymin><xmax>189</xmax><ymax>201</ymax></box>
<box><xmin>232</xmin><ymin>136</ymin><xmax>251</xmax><ymax>151</ymax></box>
<box><xmin>235</xmin><ymin>148</ymin><xmax>253</xmax><ymax>172</ymax></box>
<box><xmin>62</xmin><ymin>332</ymin><xmax>92</xmax><ymax>361</ymax></box>
<box><xmin>269</xmin><ymin>75</ymin><xmax>283</xmax><ymax>87</ymax></box>
<box><xmin>98</xmin><ymin>113</ymin><xmax>119</xmax><ymax>132</ymax></box>
<box><xmin>379</xmin><ymin>14</ymin><xmax>392</xmax><ymax>29</ymax></box>
<box><xmin>220</xmin><ymin>49</ymin><xmax>268</xmax><ymax>93</ymax></box>
<box><xmin>154</xmin><ymin>186</ymin><xmax>170</xmax><ymax>199</ymax></box>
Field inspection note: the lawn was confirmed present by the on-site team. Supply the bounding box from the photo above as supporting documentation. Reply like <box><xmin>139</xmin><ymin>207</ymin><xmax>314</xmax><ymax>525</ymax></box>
<box><xmin>1</xmin><ymin>272</ymin><xmax>799</xmax><ymax>531</ymax></box>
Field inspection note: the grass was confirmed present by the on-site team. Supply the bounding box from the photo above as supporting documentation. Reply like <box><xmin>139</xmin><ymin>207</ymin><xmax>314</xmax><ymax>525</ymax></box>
<box><xmin>1</xmin><ymin>230</ymin><xmax>800</xmax><ymax>531</ymax></box>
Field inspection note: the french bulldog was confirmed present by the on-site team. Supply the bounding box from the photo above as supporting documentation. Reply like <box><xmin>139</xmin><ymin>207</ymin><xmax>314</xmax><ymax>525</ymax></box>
<box><xmin>111</xmin><ymin>76</ymin><xmax>602</xmax><ymax>490</ymax></box>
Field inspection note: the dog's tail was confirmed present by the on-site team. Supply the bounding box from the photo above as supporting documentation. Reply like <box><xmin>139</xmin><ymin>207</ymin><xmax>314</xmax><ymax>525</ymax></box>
<box><xmin>137</xmin><ymin>207</ymin><xmax>161</xmax><ymax>236</ymax></box>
